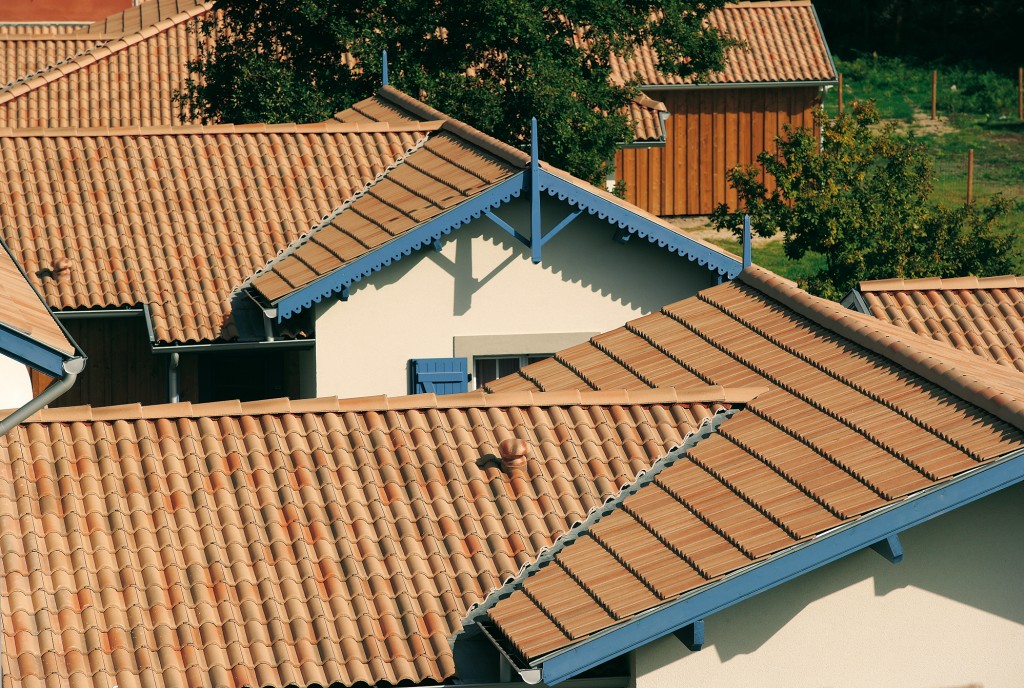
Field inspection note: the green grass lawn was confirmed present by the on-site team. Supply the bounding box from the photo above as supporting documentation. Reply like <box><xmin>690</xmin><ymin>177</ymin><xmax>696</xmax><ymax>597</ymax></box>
<box><xmin>703</xmin><ymin>236</ymin><xmax>827</xmax><ymax>284</ymax></box>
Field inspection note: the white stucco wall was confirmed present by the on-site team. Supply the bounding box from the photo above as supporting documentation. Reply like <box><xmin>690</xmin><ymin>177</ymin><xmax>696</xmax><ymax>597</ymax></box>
<box><xmin>633</xmin><ymin>482</ymin><xmax>1024</xmax><ymax>688</ymax></box>
<box><xmin>312</xmin><ymin>195</ymin><xmax>721</xmax><ymax>397</ymax></box>
<box><xmin>0</xmin><ymin>355</ymin><xmax>32</xmax><ymax>409</ymax></box>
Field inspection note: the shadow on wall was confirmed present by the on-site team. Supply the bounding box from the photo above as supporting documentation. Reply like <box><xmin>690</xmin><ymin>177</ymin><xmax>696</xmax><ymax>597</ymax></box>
<box><xmin>351</xmin><ymin>194</ymin><xmax>720</xmax><ymax>316</ymax></box>
<box><xmin>649</xmin><ymin>482</ymin><xmax>1024</xmax><ymax>666</ymax></box>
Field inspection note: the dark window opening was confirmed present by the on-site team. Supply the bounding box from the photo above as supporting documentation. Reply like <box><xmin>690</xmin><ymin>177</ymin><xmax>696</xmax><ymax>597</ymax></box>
<box><xmin>473</xmin><ymin>354</ymin><xmax>550</xmax><ymax>388</ymax></box>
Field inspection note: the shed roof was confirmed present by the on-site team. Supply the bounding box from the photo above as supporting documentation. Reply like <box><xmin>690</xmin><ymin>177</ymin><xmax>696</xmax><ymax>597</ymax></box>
<box><xmin>0</xmin><ymin>387</ymin><xmax>740</xmax><ymax>688</ymax></box>
<box><xmin>612</xmin><ymin>1</ymin><xmax>836</xmax><ymax>87</ymax></box>
<box><xmin>848</xmin><ymin>275</ymin><xmax>1024</xmax><ymax>373</ymax></box>
<box><xmin>0</xmin><ymin>121</ymin><xmax>431</xmax><ymax>344</ymax></box>
<box><xmin>473</xmin><ymin>265</ymin><xmax>1024</xmax><ymax>674</ymax></box>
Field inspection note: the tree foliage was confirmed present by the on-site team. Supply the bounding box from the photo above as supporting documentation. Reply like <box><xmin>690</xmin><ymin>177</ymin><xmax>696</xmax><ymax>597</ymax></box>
<box><xmin>711</xmin><ymin>101</ymin><xmax>1015</xmax><ymax>299</ymax></box>
<box><xmin>179</xmin><ymin>0</ymin><xmax>734</xmax><ymax>185</ymax></box>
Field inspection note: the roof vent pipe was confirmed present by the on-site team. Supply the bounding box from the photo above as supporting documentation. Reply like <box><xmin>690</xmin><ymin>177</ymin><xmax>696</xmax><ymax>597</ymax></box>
<box><xmin>498</xmin><ymin>438</ymin><xmax>529</xmax><ymax>471</ymax></box>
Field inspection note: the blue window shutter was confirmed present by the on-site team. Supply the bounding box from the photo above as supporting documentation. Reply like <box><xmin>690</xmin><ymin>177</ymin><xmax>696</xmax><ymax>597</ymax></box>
<box><xmin>409</xmin><ymin>357</ymin><xmax>469</xmax><ymax>395</ymax></box>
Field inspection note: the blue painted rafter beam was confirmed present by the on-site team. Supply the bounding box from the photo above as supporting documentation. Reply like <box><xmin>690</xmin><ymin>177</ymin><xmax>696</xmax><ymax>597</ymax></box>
<box><xmin>0</xmin><ymin>322</ymin><xmax>70</xmax><ymax>378</ymax></box>
<box><xmin>674</xmin><ymin>620</ymin><xmax>704</xmax><ymax>652</ymax></box>
<box><xmin>524</xmin><ymin>447</ymin><xmax>1024</xmax><ymax>685</ymax></box>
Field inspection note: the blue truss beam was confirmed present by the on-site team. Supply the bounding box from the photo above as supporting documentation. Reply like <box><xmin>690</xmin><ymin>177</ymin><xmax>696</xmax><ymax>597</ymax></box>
<box><xmin>536</xmin><ymin>169</ymin><xmax>742</xmax><ymax>279</ymax></box>
<box><xmin>532</xmin><ymin>449</ymin><xmax>1024</xmax><ymax>685</ymax></box>
<box><xmin>870</xmin><ymin>534</ymin><xmax>904</xmax><ymax>564</ymax></box>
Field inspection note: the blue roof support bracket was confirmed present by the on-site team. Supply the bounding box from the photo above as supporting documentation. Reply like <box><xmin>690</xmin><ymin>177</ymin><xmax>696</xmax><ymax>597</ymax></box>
<box><xmin>382</xmin><ymin>49</ymin><xmax>389</xmax><ymax>86</ymax></box>
<box><xmin>536</xmin><ymin>168</ymin><xmax>742</xmax><ymax>279</ymax></box>
<box><xmin>526</xmin><ymin>448</ymin><xmax>1024</xmax><ymax>685</ymax></box>
<box><xmin>674</xmin><ymin>620</ymin><xmax>704</xmax><ymax>652</ymax></box>
<box><xmin>869</xmin><ymin>534</ymin><xmax>904</xmax><ymax>564</ymax></box>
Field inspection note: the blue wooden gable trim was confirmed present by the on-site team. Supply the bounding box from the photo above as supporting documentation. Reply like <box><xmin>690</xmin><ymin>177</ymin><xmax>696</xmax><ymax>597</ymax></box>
<box><xmin>512</xmin><ymin>447</ymin><xmax>1024</xmax><ymax>685</ymax></box>
<box><xmin>0</xmin><ymin>322</ymin><xmax>70</xmax><ymax>378</ymax></box>
<box><xmin>273</xmin><ymin>173</ymin><xmax>528</xmax><ymax>321</ymax></box>
<box><xmin>536</xmin><ymin>169</ymin><xmax>742</xmax><ymax>279</ymax></box>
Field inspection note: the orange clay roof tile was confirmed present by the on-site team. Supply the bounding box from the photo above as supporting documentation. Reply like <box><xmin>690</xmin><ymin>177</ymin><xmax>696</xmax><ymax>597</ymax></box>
<box><xmin>0</xmin><ymin>387</ymin><xmax>736</xmax><ymax>688</ymax></box>
<box><xmin>481</xmin><ymin>266</ymin><xmax>1024</xmax><ymax>662</ymax></box>
<box><xmin>0</xmin><ymin>123</ymin><xmax>431</xmax><ymax>344</ymax></box>
<box><xmin>0</xmin><ymin>238</ymin><xmax>76</xmax><ymax>356</ymax></box>
<box><xmin>855</xmin><ymin>275</ymin><xmax>1024</xmax><ymax>373</ymax></box>
<box><xmin>611</xmin><ymin>1</ymin><xmax>836</xmax><ymax>87</ymax></box>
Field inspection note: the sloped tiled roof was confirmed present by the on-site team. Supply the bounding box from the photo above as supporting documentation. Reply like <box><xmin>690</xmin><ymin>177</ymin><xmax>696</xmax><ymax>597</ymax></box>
<box><xmin>851</xmin><ymin>275</ymin><xmax>1024</xmax><ymax>373</ymax></box>
<box><xmin>611</xmin><ymin>1</ymin><xmax>836</xmax><ymax>87</ymax></box>
<box><xmin>247</xmin><ymin>87</ymin><xmax>532</xmax><ymax>305</ymax></box>
<box><xmin>480</xmin><ymin>266</ymin><xmax>1024</xmax><ymax>660</ymax></box>
<box><xmin>0</xmin><ymin>238</ymin><xmax>75</xmax><ymax>357</ymax></box>
<box><xmin>0</xmin><ymin>1</ymin><xmax>209</xmax><ymax>128</ymax></box>
<box><xmin>0</xmin><ymin>387</ymin><xmax>750</xmax><ymax>688</ymax></box>
<box><xmin>0</xmin><ymin>35</ymin><xmax>105</xmax><ymax>88</ymax></box>
<box><xmin>626</xmin><ymin>94</ymin><xmax>668</xmax><ymax>144</ymax></box>
<box><xmin>0</xmin><ymin>24</ymin><xmax>91</xmax><ymax>35</ymax></box>
<box><xmin>74</xmin><ymin>0</ymin><xmax>210</xmax><ymax>36</ymax></box>
<box><xmin>0</xmin><ymin>122</ymin><xmax>432</xmax><ymax>344</ymax></box>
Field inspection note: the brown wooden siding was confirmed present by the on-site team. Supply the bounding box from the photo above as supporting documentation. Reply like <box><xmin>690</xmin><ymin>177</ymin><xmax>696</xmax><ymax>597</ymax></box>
<box><xmin>615</xmin><ymin>86</ymin><xmax>822</xmax><ymax>217</ymax></box>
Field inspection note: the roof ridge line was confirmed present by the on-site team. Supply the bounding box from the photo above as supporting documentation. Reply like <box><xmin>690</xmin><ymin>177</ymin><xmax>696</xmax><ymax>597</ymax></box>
<box><xmin>858</xmin><ymin>274</ymin><xmax>1024</xmax><ymax>293</ymax></box>
<box><xmin>13</xmin><ymin>385</ymin><xmax>767</xmax><ymax>424</ymax></box>
<box><xmin>377</xmin><ymin>86</ymin><xmax>532</xmax><ymax>168</ymax></box>
<box><xmin>0</xmin><ymin>39</ymin><xmax>109</xmax><ymax>93</ymax></box>
<box><xmin>739</xmin><ymin>265</ymin><xmax>1024</xmax><ymax>431</ymax></box>
<box><xmin>0</xmin><ymin>120</ymin><xmax>445</xmax><ymax>138</ymax></box>
<box><xmin>0</xmin><ymin>2</ymin><xmax>208</xmax><ymax>105</ymax></box>
<box><xmin>455</xmin><ymin>408</ymin><xmax>737</xmax><ymax>636</ymax></box>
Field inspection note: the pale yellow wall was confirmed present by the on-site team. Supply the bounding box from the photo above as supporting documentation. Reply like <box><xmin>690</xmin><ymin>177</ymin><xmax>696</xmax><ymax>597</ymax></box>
<box><xmin>313</xmin><ymin>195</ymin><xmax>719</xmax><ymax>397</ymax></box>
<box><xmin>633</xmin><ymin>482</ymin><xmax>1024</xmax><ymax>688</ymax></box>
<box><xmin>0</xmin><ymin>356</ymin><xmax>32</xmax><ymax>409</ymax></box>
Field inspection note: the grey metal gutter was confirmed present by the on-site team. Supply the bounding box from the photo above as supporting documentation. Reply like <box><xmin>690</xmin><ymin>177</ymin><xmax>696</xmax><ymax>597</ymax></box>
<box><xmin>0</xmin><ymin>356</ymin><xmax>86</xmax><ymax>435</ymax></box>
<box><xmin>54</xmin><ymin>307</ymin><xmax>146</xmax><ymax>320</ymax></box>
<box><xmin>640</xmin><ymin>79</ymin><xmax>837</xmax><ymax>92</ymax></box>
<box><xmin>151</xmin><ymin>338</ymin><xmax>315</xmax><ymax>354</ymax></box>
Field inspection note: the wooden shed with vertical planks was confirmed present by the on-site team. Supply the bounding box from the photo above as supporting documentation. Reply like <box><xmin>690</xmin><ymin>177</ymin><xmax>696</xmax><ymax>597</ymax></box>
<box><xmin>613</xmin><ymin>1</ymin><xmax>836</xmax><ymax>217</ymax></box>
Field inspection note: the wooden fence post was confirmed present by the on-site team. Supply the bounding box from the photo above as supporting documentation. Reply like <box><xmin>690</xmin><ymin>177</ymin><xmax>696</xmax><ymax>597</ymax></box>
<box><xmin>1018</xmin><ymin>66</ymin><xmax>1022</xmax><ymax>121</ymax></box>
<box><xmin>967</xmin><ymin>149</ymin><xmax>974</xmax><ymax>204</ymax></box>
<box><xmin>931</xmin><ymin>70</ymin><xmax>937</xmax><ymax>120</ymax></box>
<box><xmin>838</xmin><ymin>72</ymin><xmax>844</xmax><ymax>113</ymax></box>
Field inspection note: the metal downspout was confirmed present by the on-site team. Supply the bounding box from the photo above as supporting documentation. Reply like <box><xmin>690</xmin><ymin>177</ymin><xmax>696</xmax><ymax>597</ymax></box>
<box><xmin>0</xmin><ymin>357</ymin><xmax>85</xmax><ymax>436</ymax></box>
<box><xmin>168</xmin><ymin>353</ymin><xmax>180</xmax><ymax>403</ymax></box>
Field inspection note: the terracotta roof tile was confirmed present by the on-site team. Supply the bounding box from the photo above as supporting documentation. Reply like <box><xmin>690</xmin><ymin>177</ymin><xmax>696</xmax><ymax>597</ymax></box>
<box><xmin>0</xmin><ymin>24</ymin><xmax>91</xmax><ymax>35</ymax></box>
<box><xmin>0</xmin><ymin>386</ymin><xmax>741</xmax><ymax>688</ymax></box>
<box><xmin>0</xmin><ymin>238</ymin><xmax>75</xmax><ymax>356</ymax></box>
<box><xmin>611</xmin><ymin>1</ymin><xmax>836</xmax><ymax>87</ymax></box>
<box><xmin>75</xmin><ymin>0</ymin><xmax>210</xmax><ymax>36</ymax></box>
<box><xmin>481</xmin><ymin>266</ymin><xmax>1024</xmax><ymax>662</ymax></box>
<box><xmin>0</xmin><ymin>123</ymin><xmax>430</xmax><ymax>344</ymax></box>
<box><xmin>0</xmin><ymin>2</ymin><xmax>209</xmax><ymax>128</ymax></box>
<box><xmin>855</xmin><ymin>275</ymin><xmax>1024</xmax><ymax>373</ymax></box>
<box><xmin>0</xmin><ymin>35</ymin><xmax>105</xmax><ymax>88</ymax></box>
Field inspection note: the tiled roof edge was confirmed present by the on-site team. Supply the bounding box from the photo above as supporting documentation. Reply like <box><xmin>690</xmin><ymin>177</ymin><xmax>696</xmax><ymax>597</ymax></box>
<box><xmin>0</xmin><ymin>1</ymin><xmax>209</xmax><ymax>104</ymax></box>
<box><xmin>739</xmin><ymin>265</ymin><xmax>1024</xmax><ymax>431</ymax></box>
<box><xmin>378</xmin><ymin>86</ymin><xmax>532</xmax><ymax>167</ymax></box>
<box><xmin>0</xmin><ymin>120</ymin><xmax>444</xmax><ymax>138</ymax></box>
<box><xmin>858</xmin><ymin>274</ymin><xmax>1024</xmax><ymax>293</ymax></box>
<box><xmin>11</xmin><ymin>385</ymin><xmax>764</xmax><ymax>423</ymax></box>
<box><xmin>0</xmin><ymin>40</ymin><xmax>108</xmax><ymax>92</ymax></box>
<box><xmin>457</xmin><ymin>407</ymin><xmax>737</xmax><ymax>636</ymax></box>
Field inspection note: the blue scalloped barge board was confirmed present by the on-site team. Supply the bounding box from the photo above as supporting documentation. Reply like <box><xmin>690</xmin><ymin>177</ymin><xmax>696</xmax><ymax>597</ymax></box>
<box><xmin>533</xmin><ymin>448</ymin><xmax>1024</xmax><ymax>685</ymax></box>
<box><xmin>273</xmin><ymin>167</ymin><xmax>743</xmax><ymax>321</ymax></box>
<box><xmin>537</xmin><ymin>169</ymin><xmax>742</xmax><ymax>279</ymax></box>
<box><xmin>274</xmin><ymin>173</ymin><xmax>529</xmax><ymax>321</ymax></box>
<box><xmin>0</xmin><ymin>323</ymin><xmax>67</xmax><ymax>377</ymax></box>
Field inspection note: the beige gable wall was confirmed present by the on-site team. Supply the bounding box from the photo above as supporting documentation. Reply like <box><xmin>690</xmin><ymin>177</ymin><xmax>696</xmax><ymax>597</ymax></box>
<box><xmin>312</xmin><ymin>195</ymin><xmax>718</xmax><ymax>397</ymax></box>
<box><xmin>0</xmin><ymin>356</ymin><xmax>32</xmax><ymax>409</ymax></box>
<box><xmin>633</xmin><ymin>482</ymin><xmax>1024</xmax><ymax>688</ymax></box>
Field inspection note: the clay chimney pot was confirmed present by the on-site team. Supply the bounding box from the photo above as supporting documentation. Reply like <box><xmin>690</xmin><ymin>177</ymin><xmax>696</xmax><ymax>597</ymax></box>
<box><xmin>498</xmin><ymin>438</ymin><xmax>529</xmax><ymax>470</ymax></box>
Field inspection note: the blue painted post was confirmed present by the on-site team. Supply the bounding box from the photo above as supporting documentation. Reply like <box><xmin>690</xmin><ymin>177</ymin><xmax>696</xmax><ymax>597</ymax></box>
<box><xmin>742</xmin><ymin>214</ymin><xmax>752</xmax><ymax>268</ymax></box>
<box><xmin>382</xmin><ymin>50</ymin><xmax>389</xmax><ymax>86</ymax></box>
<box><xmin>530</xmin><ymin>117</ymin><xmax>542</xmax><ymax>263</ymax></box>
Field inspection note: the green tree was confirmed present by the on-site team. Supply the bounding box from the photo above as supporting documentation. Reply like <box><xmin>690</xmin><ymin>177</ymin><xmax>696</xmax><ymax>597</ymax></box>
<box><xmin>179</xmin><ymin>0</ymin><xmax>734</xmax><ymax>185</ymax></box>
<box><xmin>711</xmin><ymin>100</ymin><xmax>1015</xmax><ymax>299</ymax></box>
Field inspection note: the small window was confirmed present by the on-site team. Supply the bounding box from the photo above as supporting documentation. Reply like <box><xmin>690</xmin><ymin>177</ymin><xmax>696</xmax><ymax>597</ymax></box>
<box><xmin>473</xmin><ymin>354</ymin><xmax>550</xmax><ymax>388</ymax></box>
